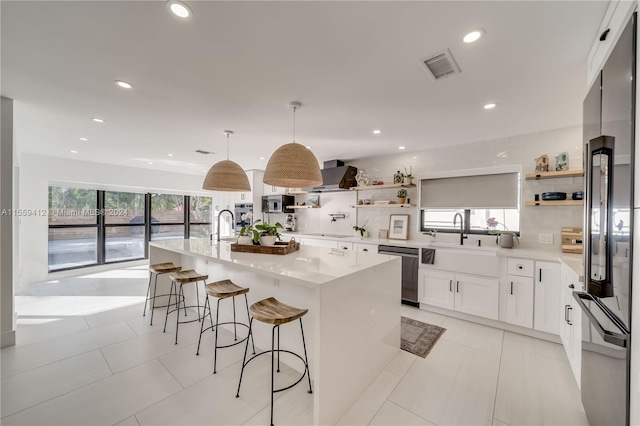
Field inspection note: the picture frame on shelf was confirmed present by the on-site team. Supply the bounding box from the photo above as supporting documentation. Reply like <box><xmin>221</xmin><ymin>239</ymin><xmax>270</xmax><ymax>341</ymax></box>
<box><xmin>388</xmin><ymin>214</ymin><xmax>409</xmax><ymax>240</ymax></box>
<box><xmin>306</xmin><ymin>195</ymin><xmax>320</xmax><ymax>207</ymax></box>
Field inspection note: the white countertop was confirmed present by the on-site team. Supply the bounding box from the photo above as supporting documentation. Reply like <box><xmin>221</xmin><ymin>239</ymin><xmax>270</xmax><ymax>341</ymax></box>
<box><xmin>282</xmin><ymin>231</ymin><xmax>584</xmax><ymax>277</ymax></box>
<box><xmin>149</xmin><ymin>238</ymin><xmax>397</xmax><ymax>288</ymax></box>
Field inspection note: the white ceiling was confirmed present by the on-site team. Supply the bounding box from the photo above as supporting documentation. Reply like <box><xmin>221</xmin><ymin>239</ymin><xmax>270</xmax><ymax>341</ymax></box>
<box><xmin>2</xmin><ymin>1</ymin><xmax>607</xmax><ymax>176</ymax></box>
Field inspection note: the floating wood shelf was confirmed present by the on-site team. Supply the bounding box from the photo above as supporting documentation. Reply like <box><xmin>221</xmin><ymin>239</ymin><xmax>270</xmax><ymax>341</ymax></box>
<box><xmin>524</xmin><ymin>200</ymin><xmax>584</xmax><ymax>206</ymax></box>
<box><xmin>351</xmin><ymin>183</ymin><xmax>416</xmax><ymax>191</ymax></box>
<box><xmin>350</xmin><ymin>204</ymin><xmax>416</xmax><ymax>208</ymax></box>
<box><xmin>525</xmin><ymin>170</ymin><xmax>584</xmax><ymax>180</ymax></box>
<box><xmin>286</xmin><ymin>205</ymin><xmax>320</xmax><ymax>209</ymax></box>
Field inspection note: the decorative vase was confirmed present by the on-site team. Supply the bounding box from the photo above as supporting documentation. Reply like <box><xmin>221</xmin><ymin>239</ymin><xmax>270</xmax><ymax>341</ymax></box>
<box><xmin>259</xmin><ymin>235</ymin><xmax>277</xmax><ymax>246</ymax></box>
<box><xmin>498</xmin><ymin>233</ymin><xmax>514</xmax><ymax>248</ymax></box>
<box><xmin>237</xmin><ymin>235</ymin><xmax>253</xmax><ymax>245</ymax></box>
<box><xmin>404</xmin><ymin>176</ymin><xmax>413</xmax><ymax>185</ymax></box>
<box><xmin>398</xmin><ymin>197</ymin><xmax>406</xmax><ymax>204</ymax></box>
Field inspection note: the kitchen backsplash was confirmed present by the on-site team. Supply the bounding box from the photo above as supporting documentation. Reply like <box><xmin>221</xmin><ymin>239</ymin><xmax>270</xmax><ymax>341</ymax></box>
<box><xmin>289</xmin><ymin>124</ymin><xmax>583</xmax><ymax>251</ymax></box>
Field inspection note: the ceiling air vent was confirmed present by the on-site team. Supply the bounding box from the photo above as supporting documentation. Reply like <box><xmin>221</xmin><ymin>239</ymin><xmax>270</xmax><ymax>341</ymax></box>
<box><xmin>420</xmin><ymin>48</ymin><xmax>461</xmax><ymax>80</ymax></box>
<box><xmin>195</xmin><ymin>149</ymin><xmax>216</xmax><ymax>155</ymax></box>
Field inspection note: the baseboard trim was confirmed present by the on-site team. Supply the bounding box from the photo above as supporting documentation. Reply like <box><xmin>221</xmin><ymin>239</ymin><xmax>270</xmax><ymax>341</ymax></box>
<box><xmin>418</xmin><ymin>303</ymin><xmax>561</xmax><ymax>344</ymax></box>
<box><xmin>1</xmin><ymin>330</ymin><xmax>16</xmax><ymax>348</ymax></box>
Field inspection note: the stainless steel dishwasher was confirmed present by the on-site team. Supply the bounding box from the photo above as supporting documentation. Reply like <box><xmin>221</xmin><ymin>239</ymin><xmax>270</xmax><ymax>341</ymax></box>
<box><xmin>378</xmin><ymin>245</ymin><xmax>419</xmax><ymax>307</ymax></box>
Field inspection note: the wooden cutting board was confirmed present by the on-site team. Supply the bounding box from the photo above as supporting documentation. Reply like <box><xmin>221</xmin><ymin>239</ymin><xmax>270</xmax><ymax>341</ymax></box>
<box><xmin>561</xmin><ymin>227</ymin><xmax>583</xmax><ymax>254</ymax></box>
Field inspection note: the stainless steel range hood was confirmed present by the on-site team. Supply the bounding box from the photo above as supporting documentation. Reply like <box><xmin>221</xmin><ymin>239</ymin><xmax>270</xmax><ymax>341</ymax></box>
<box><xmin>307</xmin><ymin>160</ymin><xmax>358</xmax><ymax>192</ymax></box>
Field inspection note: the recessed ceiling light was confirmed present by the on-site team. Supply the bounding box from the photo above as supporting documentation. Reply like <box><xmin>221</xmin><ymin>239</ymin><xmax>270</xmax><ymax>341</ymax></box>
<box><xmin>259</xmin><ymin>157</ymin><xmax>265</xmax><ymax>160</ymax></box>
<box><xmin>114</xmin><ymin>80</ymin><xmax>133</xmax><ymax>89</ymax></box>
<box><xmin>79</xmin><ymin>137</ymin><xmax>88</xmax><ymax>141</ymax></box>
<box><xmin>463</xmin><ymin>29</ymin><xmax>485</xmax><ymax>43</ymax></box>
<box><xmin>398</xmin><ymin>146</ymin><xmax>406</xmax><ymax>150</ymax></box>
<box><xmin>483</xmin><ymin>103</ymin><xmax>497</xmax><ymax>110</ymax></box>
<box><xmin>148</xmin><ymin>162</ymin><xmax>153</xmax><ymax>165</ymax></box>
<box><xmin>167</xmin><ymin>153</ymin><xmax>174</xmax><ymax>157</ymax></box>
<box><xmin>166</xmin><ymin>0</ymin><xmax>192</xmax><ymax>19</ymax></box>
<box><xmin>373</xmin><ymin>129</ymin><xmax>382</xmax><ymax>135</ymax></box>
<box><xmin>92</xmin><ymin>117</ymin><xmax>104</xmax><ymax>123</ymax></box>
<box><xmin>306</xmin><ymin>146</ymin><xmax>312</xmax><ymax>149</ymax></box>
<box><xmin>70</xmin><ymin>150</ymin><xmax>78</xmax><ymax>154</ymax></box>
<box><xmin>412</xmin><ymin>156</ymin><xmax>418</xmax><ymax>159</ymax></box>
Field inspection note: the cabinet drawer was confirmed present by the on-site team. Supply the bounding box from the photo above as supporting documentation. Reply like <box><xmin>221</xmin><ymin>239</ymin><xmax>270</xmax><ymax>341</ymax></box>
<box><xmin>507</xmin><ymin>258</ymin><xmax>534</xmax><ymax>277</ymax></box>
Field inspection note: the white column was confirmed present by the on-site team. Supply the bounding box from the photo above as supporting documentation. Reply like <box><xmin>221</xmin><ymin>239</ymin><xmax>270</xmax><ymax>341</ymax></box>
<box><xmin>1</xmin><ymin>96</ymin><xmax>16</xmax><ymax>348</ymax></box>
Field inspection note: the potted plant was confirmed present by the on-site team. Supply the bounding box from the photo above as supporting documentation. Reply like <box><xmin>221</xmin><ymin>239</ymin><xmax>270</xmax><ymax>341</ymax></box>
<box><xmin>403</xmin><ymin>166</ymin><xmax>414</xmax><ymax>185</ymax></box>
<box><xmin>254</xmin><ymin>220</ymin><xmax>284</xmax><ymax>246</ymax></box>
<box><xmin>486</xmin><ymin>217</ymin><xmax>519</xmax><ymax>248</ymax></box>
<box><xmin>237</xmin><ymin>224</ymin><xmax>258</xmax><ymax>245</ymax></box>
<box><xmin>353</xmin><ymin>219</ymin><xmax>369</xmax><ymax>239</ymax></box>
<box><xmin>397</xmin><ymin>188</ymin><xmax>407</xmax><ymax>204</ymax></box>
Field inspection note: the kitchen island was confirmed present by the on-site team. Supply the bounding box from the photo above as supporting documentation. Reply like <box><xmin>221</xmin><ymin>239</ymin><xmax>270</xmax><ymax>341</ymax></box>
<box><xmin>149</xmin><ymin>239</ymin><xmax>401</xmax><ymax>425</ymax></box>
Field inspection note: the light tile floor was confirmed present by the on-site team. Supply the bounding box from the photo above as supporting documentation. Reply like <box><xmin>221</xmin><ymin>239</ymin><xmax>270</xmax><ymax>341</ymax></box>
<box><xmin>1</xmin><ymin>266</ymin><xmax>589</xmax><ymax>425</ymax></box>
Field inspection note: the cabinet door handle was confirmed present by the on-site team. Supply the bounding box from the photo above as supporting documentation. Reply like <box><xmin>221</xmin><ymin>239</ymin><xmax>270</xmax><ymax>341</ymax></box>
<box><xmin>565</xmin><ymin>305</ymin><xmax>570</xmax><ymax>323</ymax></box>
<box><xmin>569</xmin><ymin>284</ymin><xmax>575</xmax><ymax>289</ymax></box>
<box><xmin>363</xmin><ymin>248</ymin><xmax>368</xmax><ymax>252</ymax></box>
<box><xmin>342</xmin><ymin>246</ymin><xmax>348</xmax><ymax>250</ymax></box>
<box><xmin>456</xmin><ymin>281</ymin><xmax>460</xmax><ymax>292</ymax></box>
<box><xmin>517</xmin><ymin>265</ymin><xmax>523</xmax><ymax>270</ymax></box>
<box><xmin>449</xmin><ymin>280</ymin><xmax>452</xmax><ymax>292</ymax></box>
<box><xmin>567</xmin><ymin>306</ymin><xmax>573</xmax><ymax>326</ymax></box>
<box><xmin>539</xmin><ymin>268</ymin><xmax>542</xmax><ymax>282</ymax></box>
<box><xmin>510</xmin><ymin>281</ymin><xmax>514</xmax><ymax>295</ymax></box>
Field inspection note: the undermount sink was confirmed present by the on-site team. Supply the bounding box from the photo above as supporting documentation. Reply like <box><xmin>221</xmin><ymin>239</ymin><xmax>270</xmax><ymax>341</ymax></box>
<box><xmin>422</xmin><ymin>242</ymin><xmax>500</xmax><ymax>276</ymax></box>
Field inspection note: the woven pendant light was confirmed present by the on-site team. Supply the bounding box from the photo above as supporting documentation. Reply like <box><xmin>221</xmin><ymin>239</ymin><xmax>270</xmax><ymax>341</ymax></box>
<box><xmin>202</xmin><ymin>130</ymin><xmax>251</xmax><ymax>192</ymax></box>
<box><xmin>263</xmin><ymin>102</ymin><xmax>323</xmax><ymax>188</ymax></box>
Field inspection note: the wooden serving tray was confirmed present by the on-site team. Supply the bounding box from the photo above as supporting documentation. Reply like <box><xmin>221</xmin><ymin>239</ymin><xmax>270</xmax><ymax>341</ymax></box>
<box><xmin>230</xmin><ymin>240</ymin><xmax>300</xmax><ymax>255</ymax></box>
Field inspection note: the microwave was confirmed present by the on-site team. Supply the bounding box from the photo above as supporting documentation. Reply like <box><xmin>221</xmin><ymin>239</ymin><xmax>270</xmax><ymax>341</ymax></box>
<box><xmin>262</xmin><ymin>195</ymin><xmax>294</xmax><ymax>213</ymax></box>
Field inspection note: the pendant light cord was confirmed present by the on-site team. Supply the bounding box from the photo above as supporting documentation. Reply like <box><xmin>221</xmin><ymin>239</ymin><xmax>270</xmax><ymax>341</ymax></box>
<box><xmin>226</xmin><ymin>133</ymin><xmax>230</xmax><ymax>160</ymax></box>
<box><xmin>292</xmin><ymin>106</ymin><xmax>297</xmax><ymax>143</ymax></box>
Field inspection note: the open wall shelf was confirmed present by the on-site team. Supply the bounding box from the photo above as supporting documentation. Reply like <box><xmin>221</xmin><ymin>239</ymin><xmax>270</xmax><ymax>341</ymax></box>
<box><xmin>286</xmin><ymin>205</ymin><xmax>320</xmax><ymax>209</ymax></box>
<box><xmin>350</xmin><ymin>204</ymin><xmax>416</xmax><ymax>208</ymax></box>
<box><xmin>524</xmin><ymin>200</ymin><xmax>584</xmax><ymax>206</ymax></box>
<box><xmin>524</xmin><ymin>170</ymin><xmax>584</xmax><ymax>180</ymax></box>
<box><xmin>350</xmin><ymin>183</ymin><xmax>416</xmax><ymax>191</ymax></box>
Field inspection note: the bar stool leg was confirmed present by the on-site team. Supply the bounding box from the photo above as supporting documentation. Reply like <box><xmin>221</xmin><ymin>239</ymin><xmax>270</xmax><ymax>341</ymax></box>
<box><xmin>175</xmin><ymin>284</ymin><xmax>184</xmax><ymax>344</ymax></box>
<box><xmin>163</xmin><ymin>280</ymin><xmax>176</xmax><ymax>333</ymax></box>
<box><xmin>233</xmin><ymin>297</ymin><xmax>238</xmax><ymax>340</ymax></box>
<box><xmin>235</xmin><ymin>317</ymin><xmax>254</xmax><ymax>398</ymax></box>
<box><xmin>196</xmin><ymin>296</ymin><xmax>211</xmax><ymax>356</ymax></box>
<box><xmin>213</xmin><ymin>298</ymin><xmax>222</xmax><ymax>373</ymax></box>
<box><xmin>143</xmin><ymin>271</ymin><xmax>153</xmax><ymax>317</ymax></box>
<box><xmin>196</xmin><ymin>280</ymin><xmax>201</xmax><ymax>322</ymax></box>
<box><xmin>270</xmin><ymin>324</ymin><xmax>277</xmax><ymax>426</ymax></box>
<box><xmin>277</xmin><ymin>326</ymin><xmax>280</xmax><ymax>373</ymax></box>
<box><xmin>244</xmin><ymin>294</ymin><xmax>256</xmax><ymax>354</ymax></box>
<box><xmin>300</xmin><ymin>318</ymin><xmax>313</xmax><ymax>394</ymax></box>
<box><xmin>149</xmin><ymin>273</ymin><xmax>159</xmax><ymax>326</ymax></box>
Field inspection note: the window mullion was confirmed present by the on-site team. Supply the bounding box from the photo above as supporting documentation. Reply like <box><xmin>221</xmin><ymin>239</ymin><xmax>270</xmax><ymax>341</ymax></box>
<box><xmin>97</xmin><ymin>190</ymin><xmax>105</xmax><ymax>264</ymax></box>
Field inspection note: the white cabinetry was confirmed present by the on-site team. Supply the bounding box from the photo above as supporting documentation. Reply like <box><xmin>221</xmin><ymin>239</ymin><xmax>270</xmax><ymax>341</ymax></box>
<box><xmin>505</xmin><ymin>275</ymin><xmax>534</xmax><ymax>328</ymax></box>
<box><xmin>263</xmin><ymin>183</ymin><xmax>287</xmax><ymax>196</ymax></box>
<box><xmin>419</xmin><ymin>270</ymin><xmax>499</xmax><ymax>320</ymax></box>
<box><xmin>534</xmin><ymin>261</ymin><xmax>561</xmax><ymax>335</ymax></box>
<box><xmin>353</xmin><ymin>243</ymin><xmax>377</xmax><ymax>252</ymax></box>
<box><xmin>299</xmin><ymin>238</ymin><xmax>338</xmax><ymax>249</ymax></box>
<box><xmin>560</xmin><ymin>263</ymin><xmax>582</xmax><ymax>387</ymax></box>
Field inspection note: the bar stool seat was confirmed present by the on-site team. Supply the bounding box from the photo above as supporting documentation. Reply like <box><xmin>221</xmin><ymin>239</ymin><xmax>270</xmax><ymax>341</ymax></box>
<box><xmin>163</xmin><ymin>269</ymin><xmax>208</xmax><ymax>344</ymax></box>
<box><xmin>236</xmin><ymin>297</ymin><xmax>312</xmax><ymax>426</ymax></box>
<box><xmin>143</xmin><ymin>262</ymin><xmax>182</xmax><ymax>325</ymax></box>
<box><xmin>249</xmin><ymin>297</ymin><xmax>308</xmax><ymax>325</ymax></box>
<box><xmin>205</xmin><ymin>279</ymin><xmax>250</xmax><ymax>299</ymax></box>
<box><xmin>196</xmin><ymin>279</ymin><xmax>255</xmax><ymax>374</ymax></box>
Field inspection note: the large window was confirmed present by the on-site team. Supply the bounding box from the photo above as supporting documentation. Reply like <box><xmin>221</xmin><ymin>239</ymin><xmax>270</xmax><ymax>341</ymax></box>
<box><xmin>48</xmin><ymin>187</ymin><xmax>99</xmax><ymax>270</ymax></box>
<box><xmin>48</xmin><ymin>186</ymin><xmax>212</xmax><ymax>272</ymax></box>
<box><xmin>420</xmin><ymin>170</ymin><xmax>521</xmax><ymax>235</ymax></box>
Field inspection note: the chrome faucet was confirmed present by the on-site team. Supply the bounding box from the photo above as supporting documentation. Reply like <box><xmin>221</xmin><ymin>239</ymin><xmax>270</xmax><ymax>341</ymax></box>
<box><xmin>453</xmin><ymin>213</ymin><xmax>467</xmax><ymax>246</ymax></box>
<box><xmin>216</xmin><ymin>209</ymin><xmax>234</xmax><ymax>242</ymax></box>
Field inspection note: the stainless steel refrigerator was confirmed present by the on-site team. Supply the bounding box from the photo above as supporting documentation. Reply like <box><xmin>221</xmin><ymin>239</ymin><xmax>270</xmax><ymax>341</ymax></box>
<box><xmin>577</xmin><ymin>13</ymin><xmax>636</xmax><ymax>426</ymax></box>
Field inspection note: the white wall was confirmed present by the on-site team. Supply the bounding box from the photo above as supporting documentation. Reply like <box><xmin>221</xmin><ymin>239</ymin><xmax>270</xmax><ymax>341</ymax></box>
<box><xmin>292</xmin><ymin>125</ymin><xmax>583</xmax><ymax>250</ymax></box>
<box><xmin>1</xmin><ymin>97</ymin><xmax>16</xmax><ymax>348</ymax></box>
<box><xmin>18</xmin><ymin>153</ymin><xmax>212</xmax><ymax>286</ymax></box>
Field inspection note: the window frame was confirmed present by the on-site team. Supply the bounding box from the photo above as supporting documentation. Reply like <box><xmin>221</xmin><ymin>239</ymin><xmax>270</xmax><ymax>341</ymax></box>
<box><xmin>420</xmin><ymin>208</ymin><xmax>521</xmax><ymax>236</ymax></box>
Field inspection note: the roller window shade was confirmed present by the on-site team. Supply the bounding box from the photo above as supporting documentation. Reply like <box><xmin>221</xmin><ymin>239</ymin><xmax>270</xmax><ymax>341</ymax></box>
<box><xmin>420</xmin><ymin>172</ymin><xmax>519</xmax><ymax>209</ymax></box>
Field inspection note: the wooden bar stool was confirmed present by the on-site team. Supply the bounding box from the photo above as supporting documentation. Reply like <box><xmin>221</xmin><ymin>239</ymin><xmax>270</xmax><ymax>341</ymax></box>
<box><xmin>143</xmin><ymin>262</ymin><xmax>182</xmax><ymax>325</ymax></box>
<box><xmin>235</xmin><ymin>297</ymin><xmax>312</xmax><ymax>426</ymax></box>
<box><xmin>196</xmin><ymin>279</ymin><xmax>256</xmax><ymax>373</ymax></box>
<box><xmin>162</xmin><ymin>269</ymin><xmax>208</xmax><ymax>344</ymax></box>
